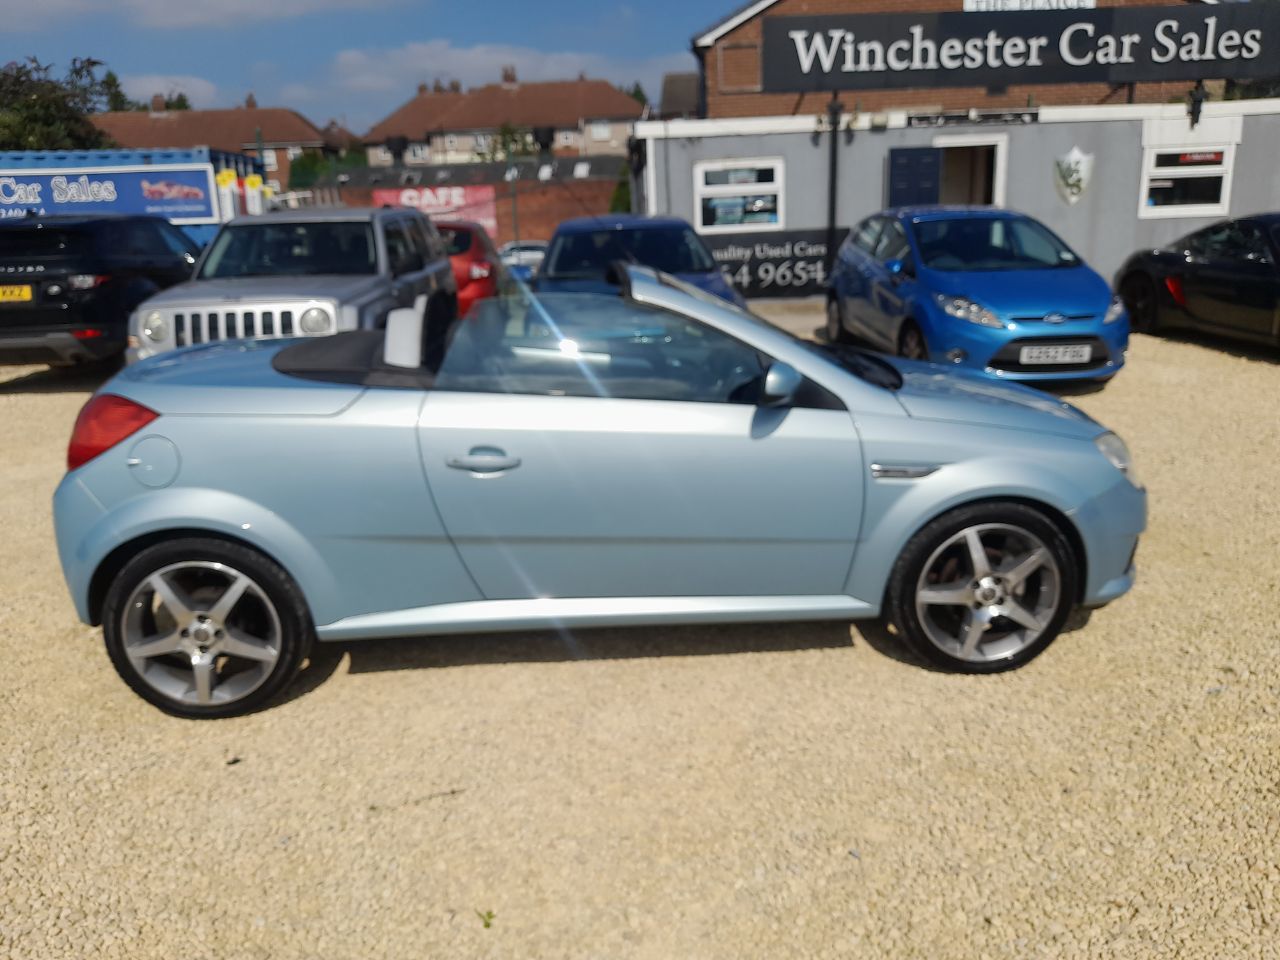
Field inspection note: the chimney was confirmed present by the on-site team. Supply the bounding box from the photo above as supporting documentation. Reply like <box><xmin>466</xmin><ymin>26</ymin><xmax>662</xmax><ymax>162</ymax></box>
<box><xmin>245</xmin><ymin>92</ymin><xmax>257</xmax><ymax>109</ymax></box>
<box><xmin>501</xmin><ymin>65</ymin><xmax>517</xmax><ymax>86</ymax></box>
<box><xmin>432</xmin><ymin>79</ymin><xmax>445</xmax><ymax>93</ymax></box>
<box><xmin>418</xmin><ymin>82</ymin><xmax>429</xmax><ymax>96</ymax></box>
<box><xmin>150</xmin><ymin>93</ymin><xmax>165</xmax><ymax>113</ymax></box>
<box><xmin>447</xmin><ymin>79</ymin><xmax>461</xmax><ymax>93</ymax></box>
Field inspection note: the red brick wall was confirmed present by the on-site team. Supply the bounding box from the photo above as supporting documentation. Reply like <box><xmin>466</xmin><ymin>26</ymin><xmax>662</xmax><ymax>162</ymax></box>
<box><xmin>333</xmin><ymin>179</ymin><xmax>618</xmax><ymax>247</ymax></box>
<box><xmin>704</xmin><ymin>0</ymin><xmax>1191</xmax><ymax>117</ymax></box>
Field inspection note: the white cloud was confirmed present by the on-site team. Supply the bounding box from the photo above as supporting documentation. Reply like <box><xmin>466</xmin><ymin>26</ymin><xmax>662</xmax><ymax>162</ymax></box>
<box><xmin>0</xmin><ymin>0</ymin><xmax>393</xmax><ymax>29</ymax></box>
<box><xmin>294</xmin><ymin>39</ymin><xmax>695</xmax><ymax>132</ymax></box>
<box><xmin>120</xmin><ymin>74</ymin><xmax>220</xmax><ymax>108</ymax></box>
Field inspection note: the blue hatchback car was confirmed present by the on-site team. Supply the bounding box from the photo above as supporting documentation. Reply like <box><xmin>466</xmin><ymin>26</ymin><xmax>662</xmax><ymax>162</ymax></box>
<box><xmin>827</xmin><ymin>207</ymin><xmax>1128</xmax><ymax>383</ymax></box>
<box><xmin>536</xmin><ymin>215</ymin><xmax>746</xmax><ymax>307</ymax></box>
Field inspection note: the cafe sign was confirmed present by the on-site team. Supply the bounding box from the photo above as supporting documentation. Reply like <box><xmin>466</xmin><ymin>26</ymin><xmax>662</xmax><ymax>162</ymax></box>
<box><xmin>762</xmin><ymin>4</ymin><xmax>1280</xmax><ymax>92</ymax></box>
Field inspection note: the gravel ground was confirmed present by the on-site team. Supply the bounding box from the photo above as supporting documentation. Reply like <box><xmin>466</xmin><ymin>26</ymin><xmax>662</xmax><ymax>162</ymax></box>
<box><xmin>1</xmin><ymin>313</ymin><xmax>1278</xmax><ymax>959</ymax></box>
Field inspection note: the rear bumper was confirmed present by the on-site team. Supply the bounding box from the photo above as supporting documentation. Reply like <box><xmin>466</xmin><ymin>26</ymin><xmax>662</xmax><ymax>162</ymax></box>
<box><xmin>0</xmin><ymin>330</ymin><xmax>124</xmax><ymax>365</ymax></box>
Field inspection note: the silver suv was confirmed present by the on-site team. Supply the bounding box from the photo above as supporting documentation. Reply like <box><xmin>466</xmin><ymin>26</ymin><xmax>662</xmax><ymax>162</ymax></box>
<box><xmin>128</xmin><ymin>207</ymin><xmax>456</xmax><ymax>362</ymax></box>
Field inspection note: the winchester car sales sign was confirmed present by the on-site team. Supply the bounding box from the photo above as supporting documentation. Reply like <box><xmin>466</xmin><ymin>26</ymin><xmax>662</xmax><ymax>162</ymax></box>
<box><xmin>762</xmin><ymin>4</ymin><xmax>1280</xmax><ymax>92</ymax></box>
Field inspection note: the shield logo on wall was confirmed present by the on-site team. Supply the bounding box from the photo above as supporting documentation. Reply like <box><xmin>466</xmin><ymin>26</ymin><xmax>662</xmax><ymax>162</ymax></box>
<box><xmin>1054</xmin><ymin>146</ymin><xmax>1094</xmax><ymax>205</ymax></box>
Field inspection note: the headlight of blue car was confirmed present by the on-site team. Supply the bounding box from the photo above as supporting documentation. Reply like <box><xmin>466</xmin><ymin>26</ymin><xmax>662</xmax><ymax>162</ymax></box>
<box><xmin>933</xmin><ymin>293</ymin><xmax>1005</xmax><ymax>329</ymax></box>
<box><xmin>1103</xmin><ymin>296</ymin><xmax>1126</xmax><ymax>324</ymax></box>
<box><xmin>1095</xmin><ymin>431</ymin><xmax>1141</xmax><ymax>488</ymax></box>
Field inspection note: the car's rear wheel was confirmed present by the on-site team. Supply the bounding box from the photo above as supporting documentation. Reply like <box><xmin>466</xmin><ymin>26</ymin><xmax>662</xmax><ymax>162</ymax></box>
<box><xmin>102</xmin><ymin>538</ymin><xmax>314</xmax><ymax>718</ymax></box>
<box><xmin>825</xmin><ymin>297</ymin><xmax>849</xmax><ymax>344</ymax></box>
<box><xmin>1120</xmin><ymin>273</ymin><xmax>1160</xmax><ymax>333</ymax></box>
<box><xmin>887</xmin><ymin>503</ymin><xmax>1077</xmax><ymax>673</ymax></box>
<box><xmin>898</xmin><ymin>320</ymin><xmax>929</xmax><ymax>361</ymax></box>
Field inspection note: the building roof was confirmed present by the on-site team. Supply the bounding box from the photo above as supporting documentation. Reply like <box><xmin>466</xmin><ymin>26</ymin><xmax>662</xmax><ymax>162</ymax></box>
<box><xmin>658</xmin><ymin>73</ymin><xmax>700</xmax><ymax>119</ymax></box>
<box><xmin>365</xmin><ymin>79</ymin><xmax>645</xmax><ymax>142</ymax></box>
<box><xmin>91</xmin><ymin>107</ymin><xmax>327</xmax><ymax>152</ymax></box>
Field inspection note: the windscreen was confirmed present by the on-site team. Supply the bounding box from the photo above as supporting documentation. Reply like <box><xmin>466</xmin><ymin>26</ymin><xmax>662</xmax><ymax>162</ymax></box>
<box><xmin>543</xmin><ymin>226</ymin><xmax>716</xmax><ymax>279</ymax></box>
<box><xmin>439</xmin><ymin>228</ymin><xmax>473</xmax><ymax>256</ymax></box>
<box><xmin>0</xmin><ymin>227</ymin><xmax>89</xmax><ymax>258</ymax></box>
<box><xmin>199</xmin><ymin>221</ymin><xmax>376</xmax><ymax>278</ymax></box>
<box><xmin>914</xmin><ymin>217</ymin><xmax>1080</xmax><ymax>272</ymax></box>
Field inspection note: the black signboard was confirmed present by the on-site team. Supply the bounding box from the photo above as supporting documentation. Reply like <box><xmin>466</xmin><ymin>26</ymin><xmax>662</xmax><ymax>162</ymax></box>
<box><xmin>705</xmin><ymin>229</ymin><xmax>836</xmax><ymax>299</ymax></box>
<box><xmin>762</xmin><ymin>4</ymin><xmax>1280</xmax><ymax>93</ymax></box>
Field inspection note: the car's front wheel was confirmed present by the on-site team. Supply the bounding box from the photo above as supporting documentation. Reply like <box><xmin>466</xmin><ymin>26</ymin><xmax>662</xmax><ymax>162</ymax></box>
<box><xmin>102</xmin><ymin>538</ymin><xmax>315</xmax><ymax>718</ymax></box>
<box><xmin>1120</xmin><ymin>273</ymin><xmax>1160</xmax><ymax>333</ymax></box>
<box><xmin>825</xmin><ymin>297</ymin><xmax>849</xmax><ymax>344</ymax></box>
<box><xmin>887</xmin><ymin>503</ymin><xmax>1077</xmax><ymax>673</ymax></box>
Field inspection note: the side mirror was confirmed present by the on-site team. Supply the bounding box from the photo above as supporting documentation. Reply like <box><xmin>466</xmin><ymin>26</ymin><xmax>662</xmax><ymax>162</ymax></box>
<box><xmin>762</xmin><ymin>362</ymin><xmax>802</xmax><ymax>407</ymax></box>
<box><xmin>383</xmin><ymin>307</ymin><xmax>422</xmax><ymax>368</ymax></box>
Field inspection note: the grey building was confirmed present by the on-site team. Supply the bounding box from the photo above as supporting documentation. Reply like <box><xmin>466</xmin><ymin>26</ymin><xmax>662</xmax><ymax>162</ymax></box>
<box><xmin>634</xmin><ymin>97</ymin><xmax>1280</xmax><ymax>297</ymax></box>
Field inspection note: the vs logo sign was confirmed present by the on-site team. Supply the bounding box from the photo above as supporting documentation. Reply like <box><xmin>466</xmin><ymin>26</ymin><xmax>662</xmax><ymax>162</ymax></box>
<box><xmin>1054</xmin><ymin>146</ymin><xmax>1094</xmax><ymax>205</ymax></box>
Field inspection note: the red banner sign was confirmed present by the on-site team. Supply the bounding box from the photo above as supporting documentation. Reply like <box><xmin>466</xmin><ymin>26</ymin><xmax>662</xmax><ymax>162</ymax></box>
<box><xmin>373</xmin><ymin>185</ymin><xmax>498</xmax><ymax>235</ymax></box>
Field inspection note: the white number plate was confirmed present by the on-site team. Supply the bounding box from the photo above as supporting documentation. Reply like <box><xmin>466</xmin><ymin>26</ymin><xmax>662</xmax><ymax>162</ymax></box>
<box><xmin>1019</xmin><ymin>344</ymin><xmax>1092</xmax><ymax>365</ymax></box>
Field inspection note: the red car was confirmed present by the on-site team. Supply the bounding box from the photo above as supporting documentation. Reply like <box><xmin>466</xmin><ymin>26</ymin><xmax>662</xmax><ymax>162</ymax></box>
<box><xmin>436</xmin><ymin>220</ymin><xmax>502</xmax><ymax>318</ymax></box>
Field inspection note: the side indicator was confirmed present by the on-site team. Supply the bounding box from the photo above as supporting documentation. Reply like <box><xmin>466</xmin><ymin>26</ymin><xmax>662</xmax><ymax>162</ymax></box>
<box><xmin>1164</xmin><ymin>276</ymin><xmax>1186</xmax><ymax>307</ymax></box>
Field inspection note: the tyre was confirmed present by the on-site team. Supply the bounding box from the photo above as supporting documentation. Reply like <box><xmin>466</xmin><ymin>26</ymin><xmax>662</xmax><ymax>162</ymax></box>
<box><xmin>101</xmin><ymin>537</ymin><xmax>315</xmax><ymax>718</ymax></box>
<box><xmin>1120</xmin><ymin>273</ymin><xmax>1160</xmax><ymax>333</ymax></box>
<box><xmin>886</xmin><ymin>503</ymin><xmax>1078</xmax><ymax>673</ymax></box>
<box><xmin>898</xmin><ymin>320</ymin><xmax>929</xmax><ymax>361</ymax></box>
<box><xmin>825</xmin><ymin>297</ymin><xmax>849</xmax><ymax>344</ymax></box>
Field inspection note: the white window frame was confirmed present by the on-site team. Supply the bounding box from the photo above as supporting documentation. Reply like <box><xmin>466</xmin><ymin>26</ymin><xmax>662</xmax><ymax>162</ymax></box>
<box><xmin>590</xmin><ymin>121</ymin><xmax>611</xmax><ymax>142</ymax></box>
<box><xmin>406</xmin><ymin>143</ymin><xmax>428</xmax><ymax>163</ymax></box>
<box><xmin>558</xmin><ymin>130</ymin><xmax>577</xmax><ymax>145</ymax></box>
<box><xmin>693</xmin><ymin>157</ymin><xmax>785</xmax><ymax>235</ymax></box>
<box><xmin>445</xmin><ymin>134</ymin><xmax>458</xmax><ymax>150</ymax></box>
<box><xmin>260</xmin><ymin>148</ymin><xmax>278</xmax><ymax>172</ymax></box>
<box><xmin>474</xmin><ymin>134</ymin><xmax>490</xmax><ymax>152</ymax></box>
<box><xmin>1137</xmin><ymin>144</ymin><xmax>1234</xmax><ymax>220</ymax></box>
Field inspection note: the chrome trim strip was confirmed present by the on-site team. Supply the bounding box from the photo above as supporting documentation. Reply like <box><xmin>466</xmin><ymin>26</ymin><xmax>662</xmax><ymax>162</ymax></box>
<box><xmin>870</xmin><ymin>463</ymin><xmax>939</xmax><ymax>480</ymax></box>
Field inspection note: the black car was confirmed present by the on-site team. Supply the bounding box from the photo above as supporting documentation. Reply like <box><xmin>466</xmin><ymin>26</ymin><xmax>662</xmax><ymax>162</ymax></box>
<box><xmin>1115</xmin><ymin>214</ymin><xmax>1280</xmax><ymax>348</ymax></box>
<box><xmin>0</xmin><ymin>215</ymin><xmax>199</xmax><ymax>368</ymax></box>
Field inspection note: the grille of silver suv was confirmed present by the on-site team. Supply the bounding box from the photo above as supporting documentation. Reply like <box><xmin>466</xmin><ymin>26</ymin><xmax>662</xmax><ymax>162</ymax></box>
<box><xmin>169</xmin><ymin>305</ymin><xmax>309</xmax><ymax>347</ymax></box>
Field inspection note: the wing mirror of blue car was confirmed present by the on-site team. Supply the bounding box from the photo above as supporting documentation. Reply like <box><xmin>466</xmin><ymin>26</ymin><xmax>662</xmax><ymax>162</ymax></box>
<box><xmin>762</xmin><ymin>362</ymin><xmax>802</xmax><ymax>407</ymax></box>
<box><xmin>383</xmin><ymin>307</ymin><xmax>423</xmax><ymax>368</ymax></box>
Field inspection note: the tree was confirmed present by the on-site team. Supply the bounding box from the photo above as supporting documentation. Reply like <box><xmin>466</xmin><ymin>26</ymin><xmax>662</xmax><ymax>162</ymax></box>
<box><xmin>478</xmin><ymin>122</ymin><xmax>535</xmax><ymax>162</ymax></box>
<box><xmin>102</xmin><ymin>70</ymin><xmax>139</xmax><ymax>111</ymax></box>
<box><xmin>287</xmin><ymin>149</ymin><xmax>367</xmax><ymax>190</ymax></box>
<box><xmin>625</xmin><ymin>82</ymin><xmax>648</xmax><ymax>107</ymax></box>
<box><xmin>0</xmin><ymin>57</ymin><xmax>112</xmax><ymax>150</ymax></box>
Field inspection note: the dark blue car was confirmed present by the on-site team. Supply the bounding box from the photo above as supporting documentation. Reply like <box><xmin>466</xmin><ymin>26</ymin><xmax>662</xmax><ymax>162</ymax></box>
<box><xmin>536</xmin><ymin>215</ymin><xmax>746</xmax><ymax>307</ymax></box>
<box><xmin>828</xmin><ymin>207</ymin><xmax>1128</xmax><ymax>383</ymax></box>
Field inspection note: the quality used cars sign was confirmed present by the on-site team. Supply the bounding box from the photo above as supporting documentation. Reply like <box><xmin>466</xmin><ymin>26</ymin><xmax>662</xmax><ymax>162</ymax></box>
<box><xmin>762</xmin><ymin>4</ymin><xmax>1280</xmax><ymax>92</ymax></box>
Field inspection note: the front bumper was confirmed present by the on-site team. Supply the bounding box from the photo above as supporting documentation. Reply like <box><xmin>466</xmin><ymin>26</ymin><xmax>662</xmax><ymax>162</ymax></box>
<box><xmin>925</xmin><ymin>314</ymin><xmax>1129</xmax><ymax>383</ymax></box>
<box><xmin>1072</xmin><ymin>475</ymin><xmax>1147</xmax><ymax>608</ymax></box>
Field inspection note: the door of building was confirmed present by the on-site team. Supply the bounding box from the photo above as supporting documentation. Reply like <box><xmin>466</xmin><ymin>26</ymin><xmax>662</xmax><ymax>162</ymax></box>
<box><xmin>887</xmin><ymin>148</ymin><xmax>941</xmax><ymax>207</ymax></box>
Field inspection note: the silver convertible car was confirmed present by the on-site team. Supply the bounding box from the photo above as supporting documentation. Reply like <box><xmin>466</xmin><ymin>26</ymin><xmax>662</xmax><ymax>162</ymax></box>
<box><xmin>54</xmin><ymin>265</ymin><xmax>1145</xmax><ymax>717</ymax></box>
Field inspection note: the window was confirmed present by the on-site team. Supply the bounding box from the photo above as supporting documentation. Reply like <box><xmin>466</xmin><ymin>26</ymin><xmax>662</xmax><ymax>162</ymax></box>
<box><xmin>433</xmin><ymin>294</ymin><xmax>766</xmax><ymax>404</ymax></box>
<box><xmin>383</xmin><ymin>221</ymin><xmax>417</xmax><ymax>274</ymax></box>
<box><xmin>286</xmin><ymin>146</ymin><xmax>304</xmax><ymax>160</ymax></box>
<box><xmin>407</xmin><ymin>143</ymin><xmax>428</xmax><ymax>162</ymax></box>
<box><xmin>445</xmin><ymin>135</ymin><xmax>458</xmax><ymax>150</ymax></box>
<box><xmin>1139</xmin><ymin>145</ymin><xmax>1233</xmax><ymax>219</ymax></box>
<box><xmin>158</xmin><ymin>222</ymin><xmax>200</xmax><ymax>259</ymax></box>
<box><xmin>543</xmin><ymin>226</ymin><xmax>716</xmax><ymax>279</ymax></box>
<box><xmin>872</xmin><ymin>220</ymin><xmax>911</xmax><ymax>264</ymax></box>
<box><xmin>850</xmin><ymin>218</ymin><xmax>882</xmax><ymax>253</ymax></box>
<box><xmin>100</xmin><ymin>220</ymin><xmax>173</xmax><ymax>258</ymax></box>
<box><xmin>590</xmin><ymin>122</ymin><xmax>611</xmax><ymax>142</ymax></box>
<box><xmin>913</xmin><ymin>216</ymin><xmax>1080</xmax><ymax>272</ymax></box>
<box><xmin>558</xmin><ymin>130</ymin><xmax>576</xmax><ymax>145</ymax></box>
<box><xmin>693</xmin><ymin>158</ymin><xmax>784</xmax><ymax>234</ymax></box>
<box><xmin>199</xmin><ymin>221</ymin><xmax>376</xmax><ymax>278</ymax></box>
<box><xmin>474</xmin><ymin>134</ymin><xmax>490</xmax><ymax>152</ymax></box>
<box><xmin>260</xmin><ymin>149</ymin><xmax>278</xmax><ymax>172</ymax></box>
<box><xmin>1184</xmin><ymin>220</ymin><xmax>1273</xmax><ymax>265</ymax></box>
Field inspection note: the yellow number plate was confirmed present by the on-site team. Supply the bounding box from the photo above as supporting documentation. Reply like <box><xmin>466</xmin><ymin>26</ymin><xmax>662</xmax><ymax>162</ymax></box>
<box><xmin>0</xmin><ymin>285</ymin><xmax>33</xmax><ymax>303</ymax></box>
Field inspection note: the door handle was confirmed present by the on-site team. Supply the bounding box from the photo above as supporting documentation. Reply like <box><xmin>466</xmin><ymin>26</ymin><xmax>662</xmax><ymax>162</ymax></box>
<box><xmin>447</xmin><ymin>448</ymin><xmax>521</xmax><ymax>474</ymax></box>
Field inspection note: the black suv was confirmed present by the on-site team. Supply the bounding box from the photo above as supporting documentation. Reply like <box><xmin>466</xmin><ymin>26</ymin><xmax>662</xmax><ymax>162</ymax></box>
<box><xmin>0</xmin><ymin>215</ymin><xmax>199</xmax><ymax>367</ymax></box>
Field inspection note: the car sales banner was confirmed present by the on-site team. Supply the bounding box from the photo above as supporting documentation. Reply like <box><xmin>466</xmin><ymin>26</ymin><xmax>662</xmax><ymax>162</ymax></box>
<box><xmin>762</xmin><ymin>4</ymin><xmax>1280</xmax><ymax>93</ymax></box>
<box><xmin>705</xmin><ymin>229</ymin><xmax>834</xmax><ymax>300</ymax></box>
<box><xmin>373</xmin><ymin>185</ymin><xmax>499</xmax><ymax>237</ymax></box>
<box><xmin>0</xmin><ymin>164</ymin><xmax>218</xmax><ymax>223</ymax></box>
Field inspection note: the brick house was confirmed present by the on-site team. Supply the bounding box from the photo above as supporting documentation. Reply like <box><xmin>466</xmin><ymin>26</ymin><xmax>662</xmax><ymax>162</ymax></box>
<box><xmin>694</xmin><ymin>0</ymin><xmax>1213</xmax><ymax>119</ymax></box>
<box><xmin>92</xmin><ymin>95</ymin><xmax>329</xmax><ymax>190</ymax></box>
<box><xmin>364</xmin><ymin>69</ymin><xmax>645</xmax><ymax>166</ymax></box>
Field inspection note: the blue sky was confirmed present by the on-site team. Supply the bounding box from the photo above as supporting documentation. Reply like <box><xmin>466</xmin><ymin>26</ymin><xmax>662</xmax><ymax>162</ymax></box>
<box><xmin>3</xmin><ymin>0</ymin><xmax>728</xmax><ymax>134</ymax></box>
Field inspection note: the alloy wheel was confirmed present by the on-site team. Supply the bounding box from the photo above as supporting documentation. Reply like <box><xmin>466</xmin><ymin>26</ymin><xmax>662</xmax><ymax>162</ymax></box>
<box><xmin>900</xmin><ymin>324</ymin><xmax>928</xmax><ymax>360</ymax></box>
<box><xmin>913</xmin><ymin>523</ymin><xmax>1062</xmax><ymax>663</ymax></box>
<box><xmin>119</xmin><ymin>561</ymin><xmax>282</xmax><ymax>708</ymax></box>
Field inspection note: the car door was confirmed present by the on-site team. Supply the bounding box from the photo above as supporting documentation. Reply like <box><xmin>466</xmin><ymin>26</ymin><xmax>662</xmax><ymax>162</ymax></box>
<box><xmin>862</xmin><ymin>218</ymin><xmax>914</xmax><ymax>352</ymax></box>
<box><xmin>105</xmin><ymin>219</ymin><xmax>193</xmax><ymax>290</ymax></box>
<box><xmin>835</xmin><ymin>217</ymin><xmax>882</xmax><ymax>341</ymax></box>
<box><xmin>1181</xmin><ymin>220</ymin><xmax>1277</xmax><ymax>340</ymax></box>
<box><xmin>417</xmin><ymin>294</ymin><xmax>863</xmax><ymax>601</ymax></box>
<box><xmin>383</xmin><ymin>217</ymin><xmax>428</xmax><ymax>308</ymax></box>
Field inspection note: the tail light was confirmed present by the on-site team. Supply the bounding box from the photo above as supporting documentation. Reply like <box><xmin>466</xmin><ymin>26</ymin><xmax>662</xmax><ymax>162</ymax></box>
<box><xmin>1164</xmin><ymin>276</ymin><xmax>1186</xmax><ymax>307</ymax></box>
<box><xmin>67</xmin><ymin>394</ymin><xmax>158</xmax><ymax>471</ymax></box>
<box><xmin>469</xmin><ymin>260</ymin><xmax>492</xmax><ymax>281</ymax></box>
<box><xmin>68</xmin><ymin>274</ymin><xmax>110</xmax><ymax>290</ymax></box>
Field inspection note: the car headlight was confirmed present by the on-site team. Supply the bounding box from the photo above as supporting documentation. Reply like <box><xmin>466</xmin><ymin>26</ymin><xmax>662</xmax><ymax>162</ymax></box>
<box><xmin>1095</xmin><ymin>431</ymin><xmax>1141</xmax><ymax>488</ymax></box>
<box><xmin>1103</xmin><ymin>296</ymin><xmax>1126</xmax><ymax>324</ymax></box>
<box><xmin>299</xmin><ymin>307</ymin><xmax>332</xmax><ymax>335</ymax></box>
<box><xmin>933</xmin><ymin>293</ymin><xmax>1005</xmax><ymax>329</ymax></box>
<box><xmin>142</xmin><ymin>311</ymin><xmax>168</xmax><ymax>342</ymax></box>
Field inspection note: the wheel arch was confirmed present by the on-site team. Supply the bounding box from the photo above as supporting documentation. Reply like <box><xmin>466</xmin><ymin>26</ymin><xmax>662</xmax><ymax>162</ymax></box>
<box><xmin>87</xmin><ymin>527</ymin><xmax>293</xmax><ymax>627</ymax></box>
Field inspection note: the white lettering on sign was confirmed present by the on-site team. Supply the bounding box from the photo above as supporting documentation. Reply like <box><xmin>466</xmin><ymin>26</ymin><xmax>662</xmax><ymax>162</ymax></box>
<box><xmin>0</xmin><ymin>178</ymin><xmax>43</xmax><ymax>205</ymax></box>
<box><xmin>964</xmin><ymin>0</ymin><xmax>1095</xmax><ymax>10</ymax></box>
<box><xmin>50</xmin><ymin>175</ymin><xmax>117</xmax><ymax>203</ymax></box>
<box><xmin>398</xmin><ymin>186</ymin><xmax>470</xmax><ymax>210</ymax></box>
